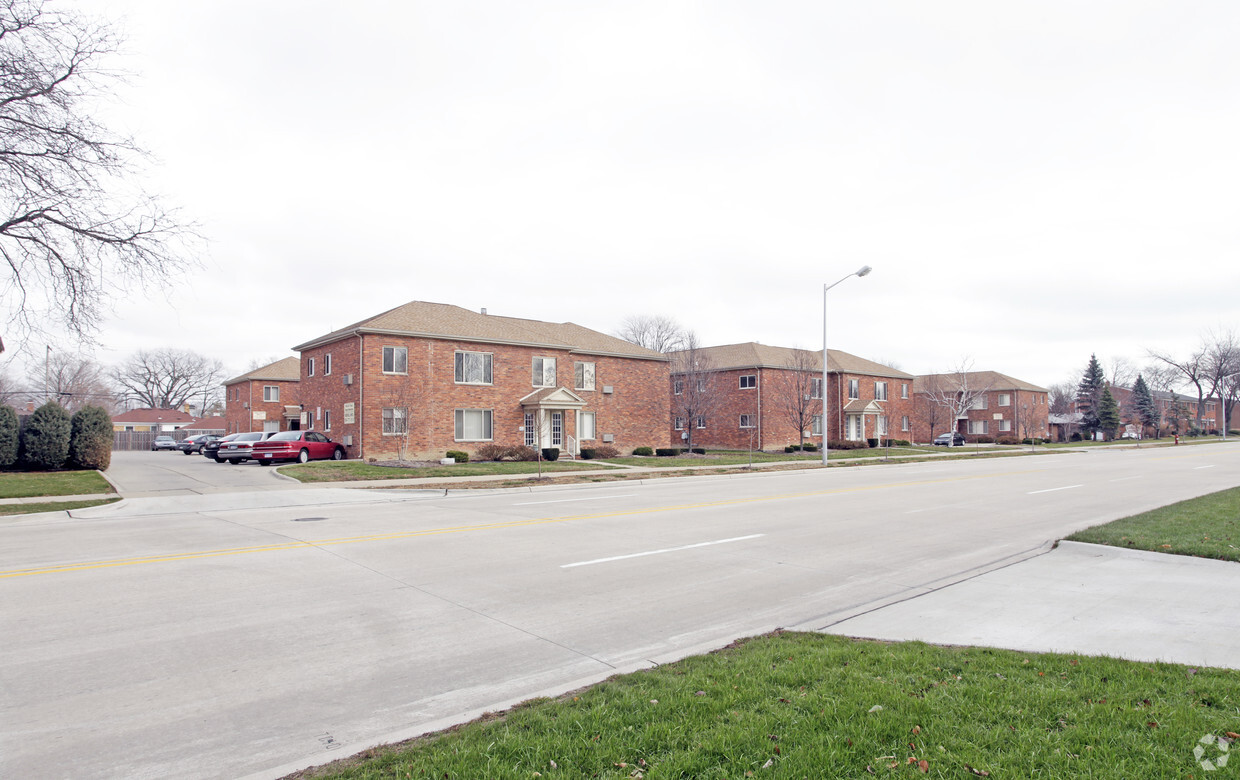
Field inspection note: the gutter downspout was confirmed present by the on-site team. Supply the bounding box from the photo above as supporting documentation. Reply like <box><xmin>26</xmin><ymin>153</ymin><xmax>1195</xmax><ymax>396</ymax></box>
<box><xmin>358</xmin><ymin>334</ymin><xmax>364</xmax><ymax>460</ymax></box>
<box><xmin>756</xmin><ymin>366</ymin><xmax>762</xmax><ymax>451</ymax></box>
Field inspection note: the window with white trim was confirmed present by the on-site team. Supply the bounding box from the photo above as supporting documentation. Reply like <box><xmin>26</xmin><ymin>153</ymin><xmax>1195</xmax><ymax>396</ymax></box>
<box><xmin>382</xmin><ymin>346</ymin><xmax>407</xmax><ymax>374</ymax></box>
<box><xmin>307</xmin><ymin>358</ymin><xmax>315</xmax><ymax>377</ymax></box>
<box><xmin>999</xmin><ymin>419</ymin><xmax>1012</xmax><ymax>432</ymax></box>
<box><xmin>697</xmin><ymin>377</ymin><xmax>707</xmax><ymax>393</ymax></box>
<box><xmin>696</xmin><ymin>416</ymin><xmax>706</xmax><ymax>429</ymax></box>
<box><xmin>967</xmin><ymin>420</ymin><xmax>988</xmax><ymax>434</ymax></box>
<box><xmin>969</xmin><ymin>395</ymin><xmax>988</xmax><ymax>410</ymax></box>
<box><xmin>812</xmin><ymin>414</ymin><xmax>822</xmax><ymax>435</ymax></box>
<box><xmin>811</xmin><ymin>377</ymin><xmax>822</xmax><ymax>399</ymax></box>
<box><xmin>740</xmin><ymin>375</ymin><xmax>756</xmax><ymax>389</ymax></box>
<box><xmin>455</xmin><ymin>351</ymin><xmax>493</xmax><ymax>385</ymax></box>
<box><xmin>574</xmin><ymin>362</ymin><xmax>595</xmax><ymax>391</ymax></box>
<box><xmin>551</xmin><ymin>411</ymin><xmax>563</xmax><ymax>446</ymax></box>
<box><xmin>579</xmin><ymin>411</ymin><xmax>596</xmax><ymax>440</ymax></box>
<box><xmin>454</xmin><ymin>409</ymin><xmax>492</xmax><ymax>441</ymax></box>
<box><xmin>674</xmin><ymin>416</ymin><xmax>684</xmax><ymax>430</ymax></box>
<box><xmin>323</xmin><ymin>409</ymin><xmax>331</xmax><ymax>431</ymax></box>
<box><xmin>848</xmin><ymin>379</ymin><xmax>859</xmax><ymax>399</ymax></box>
<box><xmin>674</xmin><ymin>379</ymin><xmax>683</xmax><ymax>395</ymax></box>
<box><xmin>324</xmin><ymin>353</ymin><xmax>332</xmax><ymax>375</ymax></box>
<box><xmin>532</xmin><ymin>357</ymin><xmax>556</xmax><ymax>387</ymax></box>
<box><xmin>739</xmin><ymin>414</ymin><xmax>755</xmax><ymax>428</ymax></box>
<box><xmin>524</xmin><ymin>412</ymin><xmax>536</xmax><ymax>447</ymax></box>
<box><xmin>263</xmin><ymin>385</ymin><xmax>279</xmax><ymax>402</ymax></box>
<box><xmin>875</xmin><ymin>381</ymin><xmax>888</xmax><ymax>401</ymax></box>
<box><xmin>902</xmin><ymin>415</ymin><xmax>910</xmax><ymax>432</ymax></box>
<box><xmin>901</xmin><ymin>383</ymin><xmax>909</xmax><ymax>399</ymax></box>
<box><xmin>382</xmin><ymin>407</ymin><xmax>407</xmax><ymax>435</ymax></box>
<box><xmin>998</xmin><ymin>393</ymin><xmax>1011</xmax><ymax>407</ymax></box>
<box><xmin>878</xmin><ymin>415</ymin><xmax>888</xmax><ymax>435</ymax></box>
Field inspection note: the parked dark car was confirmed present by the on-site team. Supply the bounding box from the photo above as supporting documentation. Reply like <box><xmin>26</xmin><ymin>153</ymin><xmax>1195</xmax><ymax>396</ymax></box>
<box><xmin>251</xmin><ymin>431</ymin><xmax>346</xmax><ymax>464</ymax></box>
<box><xmin>151</xmin><ymin>435</ymin><xmax>178</xmax><ymax>451</ymax></box>
<box><xmin>215</xmin><ymin>431</ymin><xmax>276</xmax><ymax>464</ymax></box>
<box><xmin>933</xmin><ymin>432</ymin><xmax>966</xmax><ymax>446</ymax></box>
<box><xmin>201</xmin><ymin>433</ymin><xmax>237</xmax><ymax>461</ymax></box>
<box><xmin>178</xmin><ymin>434</ymin><xmax>221</xmax><ymax>454</ymax></box>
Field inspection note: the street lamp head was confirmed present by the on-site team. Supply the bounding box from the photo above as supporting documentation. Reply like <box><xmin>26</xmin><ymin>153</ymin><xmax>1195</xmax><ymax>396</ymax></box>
<box><xmin>856</xmin><ymin>265</ymin><xmax>872</xmax><ymax>277</ymax></box>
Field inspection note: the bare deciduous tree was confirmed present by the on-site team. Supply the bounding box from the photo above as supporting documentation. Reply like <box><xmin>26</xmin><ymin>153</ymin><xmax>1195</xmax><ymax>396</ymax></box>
<box><xmin>772</xmin><ymin>348</ymin><xmax>819</xmax><ymax>450</ymax></box>
<box><xmin>111</xmin><ymin>348</ymin><xmax>224</xmax><ymax>410</ymax></box>
<box><xmin>1047</xmin><ymin>382</ymin><xmax>1076</xmax><ymax>415</ymax></box>
<box><xmin>920</xmin><ymin>359</ymin><xmax>992</xmax><ymax>445</ymax></box>
<box><xmin>26</xmin><ymin>350</ymin><xmax>115</xmax><ymax>411</ymax></box>
<box><xmin>0</xmin><ymin>0</ymin><xmax>197</xmax><ymax>352</ymax></box>
<box><xmin>1201</xmin><ymin>329</ymin><xmax>1240</xmax><ymax>433</ymax></box>
<box><xmin>1106</xmin><ymin>356</ymin><xmax>1137</xmax><ymax>390</ymax></box>
<box><xmin>1147</xmin><ymin>345</ymin><xmax>1209</xmax><ymax>430</ymax></box>
<box><xmin>615</xmin><ymin>314</ymin><xmax>687</xmax><ymax>353</ymax></box>
<box><xmin>668</xmin><ymin>332</ymin><xmax>722</xmax><ymax>452</ymax></box>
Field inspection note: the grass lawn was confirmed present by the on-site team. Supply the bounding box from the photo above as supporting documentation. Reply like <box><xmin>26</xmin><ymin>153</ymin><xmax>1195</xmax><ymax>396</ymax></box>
<box><xmin>0</xmin><ymin>497</ymin><xmax>121</xmax><ymax>517</ymax></box>
<box><xmin>282</xmin><ymin>460</ymin><xmax>608</xmax><ymax>483</ymax></box>
<box><xmin>0</xmin><ymin>470</ymin><xmax>113</xmax><ymax>499</ymax></box>
<box><xmin>604</xmin><ymin>446</ymin><xmax>949</xmax><ymax>468</ymax></box>
<box><xmin>1067</xmin><ymin>486</ymin><xmax>1240</xmax><ymax>563</ymax></box>
<box><xmin>288</xmin><ymin>632</ymin><xmax>1239</xmax><ymax>780</ymax></box>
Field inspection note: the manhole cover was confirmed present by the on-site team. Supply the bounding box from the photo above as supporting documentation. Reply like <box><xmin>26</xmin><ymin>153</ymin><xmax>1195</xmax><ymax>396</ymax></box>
<box><xmin>293</xmin><ymin>517</ymin><xmax>327</xmax><ymax>522</ymax></box>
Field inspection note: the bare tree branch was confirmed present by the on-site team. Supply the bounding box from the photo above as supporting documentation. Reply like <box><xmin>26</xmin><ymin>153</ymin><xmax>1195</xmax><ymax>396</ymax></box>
<box><xmin>920</xmin><ymin>358</ymin><xmax>993</xmax><ymax>445</ymax></box>
<box><xmin>0</xmin><ymin>0</ymin><xmax>198</xmax><ymax>352</ymax></box>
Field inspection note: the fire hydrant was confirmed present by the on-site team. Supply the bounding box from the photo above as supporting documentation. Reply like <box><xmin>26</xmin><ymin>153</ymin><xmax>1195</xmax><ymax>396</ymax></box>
<box><xmin>1175</xmin><ymin>434</ymin><xmax>1180</xmax><ymax>445</ymax></box>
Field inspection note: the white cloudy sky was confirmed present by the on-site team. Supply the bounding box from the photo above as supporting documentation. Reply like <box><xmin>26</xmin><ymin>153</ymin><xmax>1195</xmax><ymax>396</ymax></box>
<box><xmin>7</xmin><ymin>0</ymin><xmax>1240</xmax><ymax>389</ymax></box>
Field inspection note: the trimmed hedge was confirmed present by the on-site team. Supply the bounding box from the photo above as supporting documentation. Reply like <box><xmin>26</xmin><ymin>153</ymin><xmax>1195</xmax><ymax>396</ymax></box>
<box><xmin>579</xmin><ymin>444</ymin><xmax>619</xmax><ymax>460</ymax></box>
<box><xmin>826</xmin><ymin>439</ymin><xmax>869</xmax><ymax>450</ymax></box>
<box><xmin>631</xmin><ymin>446</ymin><xmax>654</xmax><ymax>456</ymax></box>
<box><xmin>887</xmin><ymin>439</ymin><xmax>911</xmax><ymax>447</ymax></box>
<box><xmin>541</xmin><ymin>447</ymin><xmax>560</xmax><ymax>461</ymax></box>
<box><xmin>655</xmin><ymin>447</ymin><xmax>683</xmax><ymax>457</ymax></box>
<box><xmin>445</xmin><ymin>450</ymin><xmax>469</xmax><ymax>463</ymax></box>
<box><xmin>21</xmin><ymin>402</ymin><xmax>71</xmax><ymax>470</ymax></box>
<box><xmin>69</xmin><ymin>405</ymin><xmax>112</xmax><ymax>470</ymax></box>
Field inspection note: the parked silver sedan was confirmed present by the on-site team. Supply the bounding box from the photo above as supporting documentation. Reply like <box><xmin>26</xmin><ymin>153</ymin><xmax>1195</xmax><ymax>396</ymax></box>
<box><xmin>215</xmin><ymin>431</ymin><xmax>275</xmax><ymax>464</ymax></box>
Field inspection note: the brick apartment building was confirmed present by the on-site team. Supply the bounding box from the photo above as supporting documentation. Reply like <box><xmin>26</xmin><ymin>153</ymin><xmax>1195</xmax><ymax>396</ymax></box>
<box><xmin>913</xmin><ymin>371</ymin><xmax>1049</xmax><ymax>443</ymax></box>
<box><xmin>222</xmin><ymin>357</ymin><xmax>301</xmax><ymax>435</ymax></box>
<box><xmin>290</xmin><ymin>301</ymin><xmax>670</xmax><ymax>461</ymax></box>
<box><xmin>667</xmin><ymin>342</ymin><xmax>915</xmax><ymax>450</ymax></box>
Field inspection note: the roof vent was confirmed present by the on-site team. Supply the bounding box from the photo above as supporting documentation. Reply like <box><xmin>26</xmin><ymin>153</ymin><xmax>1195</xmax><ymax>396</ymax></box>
<box><xmin>481</xmin><ymin>307</ymin><xmax>487</xmax><ymax>315</ymax></box>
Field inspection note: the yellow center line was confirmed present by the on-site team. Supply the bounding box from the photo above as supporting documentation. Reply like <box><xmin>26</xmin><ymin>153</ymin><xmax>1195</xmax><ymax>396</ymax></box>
<box><xmin>1</xmin><ymin>468</ymin><xmax>1035</xmax><ymax>579</ymax></box>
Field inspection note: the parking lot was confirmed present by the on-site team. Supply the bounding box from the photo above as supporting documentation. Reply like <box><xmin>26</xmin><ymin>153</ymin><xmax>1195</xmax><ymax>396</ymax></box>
<box><xmin>104</xmin><ymin>449</ymin><xmax>302</xmax><ymax>496</ymax></box>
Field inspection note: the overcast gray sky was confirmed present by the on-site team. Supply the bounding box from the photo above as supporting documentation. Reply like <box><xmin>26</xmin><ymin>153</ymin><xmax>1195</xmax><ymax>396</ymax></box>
<box><xmin>10</xmin><ymin>0</ymin><xmax>1240</xmax><ymax>389</ymax></box>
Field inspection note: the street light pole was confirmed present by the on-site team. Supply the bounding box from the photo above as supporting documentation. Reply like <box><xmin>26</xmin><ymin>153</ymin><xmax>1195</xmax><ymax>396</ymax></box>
<box><xmin>822</xmin><ymin>265</ymin><xmax>873</xmax><ymax>467</ymax></box>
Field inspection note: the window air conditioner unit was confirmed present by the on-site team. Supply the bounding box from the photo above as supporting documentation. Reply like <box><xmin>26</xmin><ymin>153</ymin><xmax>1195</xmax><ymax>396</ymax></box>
<box><xmin>243</xmin><ymin>402</ymin><xmax>249</xmax><ymax>409</ymax></box>
<box><xmin>343</xmin><ymin>435</ymin><xmax>353</xmax><ymax>446</ymax></box>
<box><xmin>602</xmin><ymin>385</ymin><xmax>614</xmax><ymax>394</ymax></box>
<box><xmin>602</xmin><ymin>433</ymin><xmax>615</xmax><ymax>443</ymax></box>
<box><xmin>343</xmin><ymin>374</ymin><xmax>354</xmax><ymax>385</ymax></box>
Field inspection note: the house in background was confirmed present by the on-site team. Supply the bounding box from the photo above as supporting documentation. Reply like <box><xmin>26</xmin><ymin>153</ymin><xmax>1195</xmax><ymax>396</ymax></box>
<box><xmin>913</xmin><ymin>371</ymin><xmax>1050</xmax><ymax>443</ymax></box>
<box><xmin>222</xmin><ymin>357</ymin><xmax>301</xmax><ymax>435</ymax></box>
<box><xmin>292</xmin><ymin>301</ymin><xmax>669</xmax><ymax>461</ymax></box>
<box><xmin>179</xmin><ymin>416</ymin><xmax>226</xmax><ymax>435</ymax></box>
<box><xmin>667</xmin><ymin>342</ymin><xmax>915</xmax><ymax>450</ymax></box>
<box><xmin>111</xmin><ymin>408</ymin><xmax>196</xmax><ymax>432</ymax></box>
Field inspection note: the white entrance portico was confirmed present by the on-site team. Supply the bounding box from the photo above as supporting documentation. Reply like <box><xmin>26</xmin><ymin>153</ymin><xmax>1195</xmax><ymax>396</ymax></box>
<box><xmin>842</xmin><ymin>399</ymin><xmax>883</xmax><ymax>442</ymax></box>
<box><xmin>519</xmin><ymin>387</ymin><xmax>587</xmax><ymax>454</ymax></box>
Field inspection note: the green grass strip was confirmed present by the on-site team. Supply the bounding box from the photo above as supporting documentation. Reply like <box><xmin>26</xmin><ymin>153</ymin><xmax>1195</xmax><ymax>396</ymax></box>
<box><xmin>283</xmin><ymin>460</ymin><xmax>606</xmax><ymax>483</ymax></box>
<box><xmin>0</xmin><ymin>470</ymin><xmax>113</xmax><ymax>498</ymax></box>
<box><xmin>0</xmin><ymin>497</ymin><xmax>121</xmax><ymax>516</ymax></box>
<box><xmin>1067</xmin><ymin>485</ymin><xmax>1240</xmax><ymax>563</ymax></box>
<box><xmin>289</xmin><ymin>632</ymin><xmax>1239</xmax><ymax>779</ymax></box>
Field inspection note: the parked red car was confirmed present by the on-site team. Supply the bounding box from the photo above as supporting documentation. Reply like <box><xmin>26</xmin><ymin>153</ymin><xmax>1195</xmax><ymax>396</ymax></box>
<box><xmin>250</xmin><ymin>431</ymin><xmax>346</xmax><ymax>464</ymax></box>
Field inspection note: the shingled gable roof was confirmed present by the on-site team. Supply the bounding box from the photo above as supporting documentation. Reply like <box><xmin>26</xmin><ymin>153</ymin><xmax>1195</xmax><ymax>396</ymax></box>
<box><xmin>679</xmin><ymin>342</ymin><xmax>912</xmax><ymax>379</ymax></box>
<box><xmin>913</xmin><ymin>371</ymin><xmax>1048</xmax><ymax>394</ymax></box>
<box><xmin>291</xmin><ymin>301</ymin><xmax>666</xmax><ymax>361</ymax></box>
<box><xmin>223</xmin><ymin>356</ymin><xmax>301</xmax><ymax>386</ymax></box>
<box><xmin>112</xmin><ymin>408</ymin><xmax>196</xmax><ymax>424</ymax></box>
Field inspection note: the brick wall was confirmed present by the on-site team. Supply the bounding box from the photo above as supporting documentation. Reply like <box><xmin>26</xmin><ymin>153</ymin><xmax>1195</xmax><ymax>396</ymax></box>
<box><xmin>913</xmin><ymin>388</ymin><xmax>1049</xmax><ymax>442</ymax></box>
<box><xmin>222</xmin><ymin>379</ymin><xmax>300</xmax><ymax>435</ymax></box>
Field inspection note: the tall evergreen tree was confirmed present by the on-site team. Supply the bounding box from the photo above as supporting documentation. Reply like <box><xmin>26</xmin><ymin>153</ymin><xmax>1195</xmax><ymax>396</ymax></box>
<box><xmin>0</xmin><ymin>404</ymin><xmax>18</xmax><ymax>467</ymax></box>
<box><xmin>21</xmin><ymin>401</ymin><xmax>71</xmax><ymax>470</ymax></box>
<box><xmin>1076</xmin><ymin>354</ymin><xmax>1106</xmax><ymax>437</ymax></box>
<box><xmin>1131</xmin><ymin>374</ymin><xmax>1159</xmax><ymax>437</ymax></box>
<box><xmin>1097</xmin><ymin>386</ymin><xmax>1121</xmax><ymax>440</ymax></box>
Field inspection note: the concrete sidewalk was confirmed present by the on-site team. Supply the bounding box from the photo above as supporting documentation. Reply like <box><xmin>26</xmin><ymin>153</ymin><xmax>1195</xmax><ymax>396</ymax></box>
<box><xmin>819</xmin><ymin>540</ymin><xmax>1240</xmax><ymax>670</ymax></box>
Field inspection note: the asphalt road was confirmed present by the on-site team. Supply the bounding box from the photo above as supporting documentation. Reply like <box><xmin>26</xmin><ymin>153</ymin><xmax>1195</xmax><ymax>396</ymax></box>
<box><xmin>2</xmin><ymin>444</ymin><xmax>1237</xmax><ymax>779</ymax></box>
<box><xmin>104</xmin><ymin>450</ymin><xmax>302</xmax><ymax>495</ymax></box>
